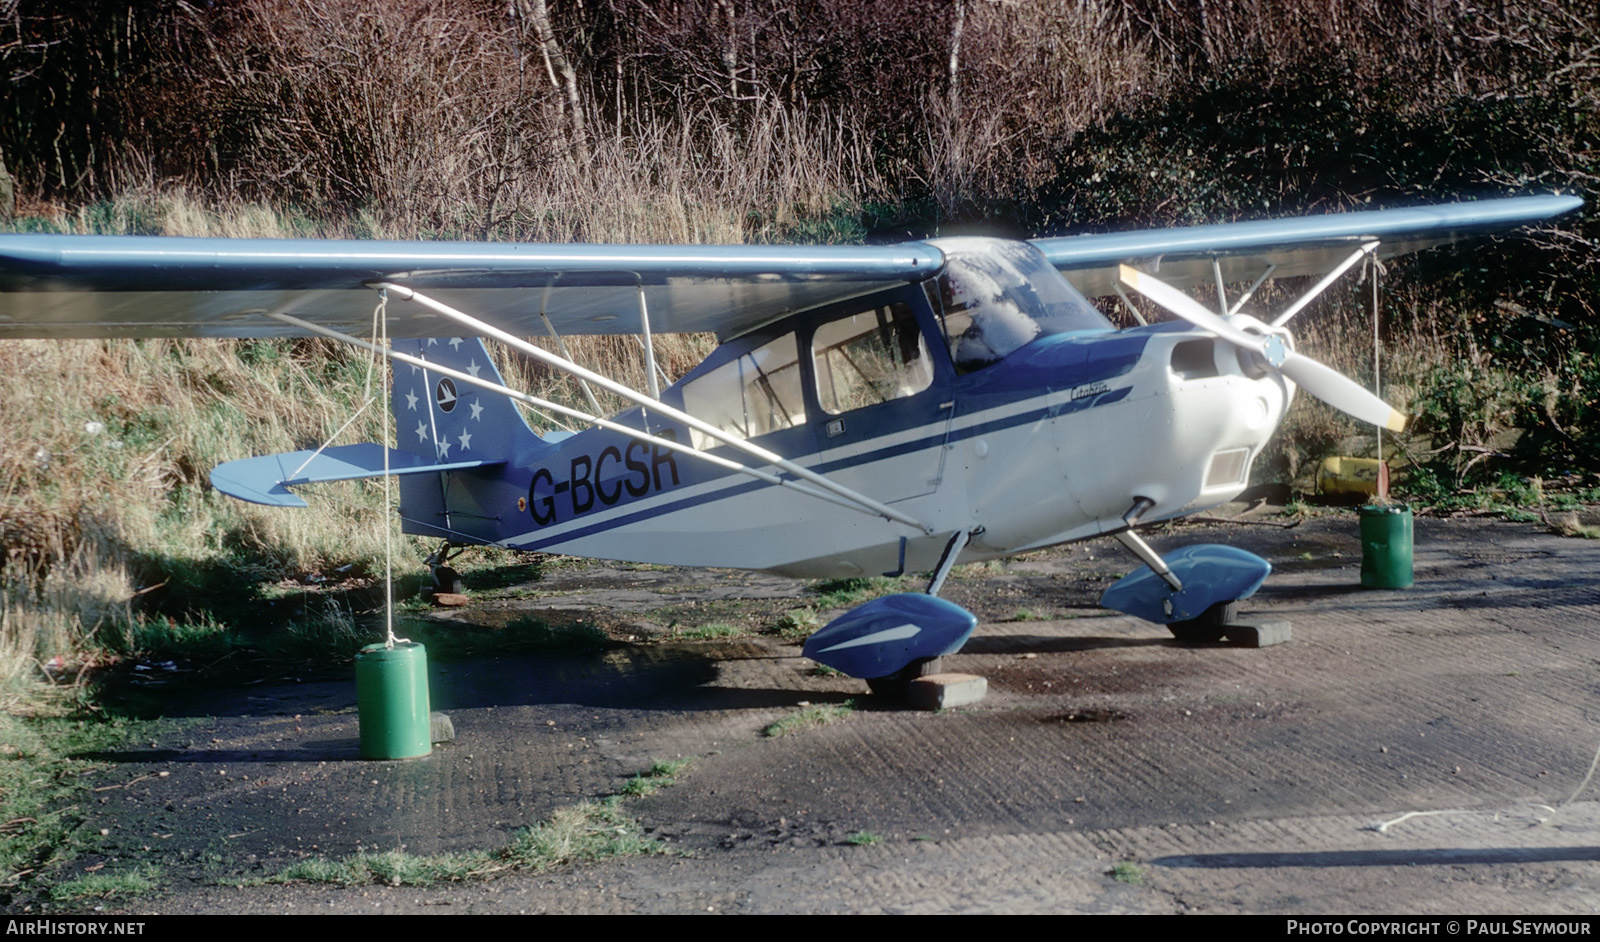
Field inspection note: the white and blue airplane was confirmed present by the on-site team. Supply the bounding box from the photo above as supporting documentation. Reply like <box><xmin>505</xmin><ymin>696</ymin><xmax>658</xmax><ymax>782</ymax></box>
<box><xmin>0</xmin><ymin>194</ymin><xmax>1581</xmax><ymax>685</ymax></box>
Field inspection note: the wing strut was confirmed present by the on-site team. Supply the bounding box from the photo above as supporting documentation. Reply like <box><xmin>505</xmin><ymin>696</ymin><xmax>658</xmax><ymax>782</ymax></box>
<box><xmin>267</xmin><ymin>309</ymin><xmax>933</xmax><ymax>533</ymax></box>
<box><xmin>374</xmin><ymin>282</ymin><xmax>935</xmax><ymax>534</ymax></box>
<box><xmin>539</xmin><ymin>306</ymin><xmax>601</xmax><ymax>420</ymax></box>
<box><xmin>637</xmin><ymin>284</ymin><xmax>660</xmax><ymax>400</ymax></box>
<box><xmin>1270</xmin><ymin>242</ymin><xmax>1378</xmax><ymax>327</ymax></box>
<box><xmin>1226</xmin><ymin>263</ymin><xmax>1277</xmax><ymax>316</ymax></box>
<box><xmin>1112</xmin><ymin>282</ymin><xmax>1148</xmax><ymax>326</ymax></box>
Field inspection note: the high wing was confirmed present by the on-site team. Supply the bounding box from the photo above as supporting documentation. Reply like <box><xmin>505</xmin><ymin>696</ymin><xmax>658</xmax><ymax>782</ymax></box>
<box><xmin>0</xmin><ymin>238</ymin><xmax>942</xmax><ymax>341</ymax></box>
<box><xmin>1032</xmin><ymin>194</ymin><xmax>1583</xmax><ymax>298</ymax></box>
<box><xmin>0</xmin><ymin>194</ymin><xmax>1579</xmax><ymax>341</ymax></box>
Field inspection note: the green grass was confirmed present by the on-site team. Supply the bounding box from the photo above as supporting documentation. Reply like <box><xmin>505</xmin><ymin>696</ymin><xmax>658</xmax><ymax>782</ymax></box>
<box><xmin>264</xmin><ymin>798</ymin><xmax>658</xmax><ymax>887</ymax></box>
<box><xmin>1109</xmin><ymin>861</ymin><xmax>1143</xmax><ymax>885</ymax></box>
<box><xmin>844</xmin><ymin>831</ymin><xmax>881</xmax><ymax>846</ymax></box>
<box><xmin>118</xmin><ymin>603</ymin><xmax>368</xmax><ymax>666</ymax></box>
<box><xmin>808</xmin><ymin>577</ymin><xmax>900</xmax><ymax>609</ymax></box>
<box><xmin>770</xmin><ymin>608</ymin><xmax>821</xmax><ymax>641</ymax></box>
<box><xmin>260</xmin><ymin>762</ymin><xmax>684</xmax><ymax>888</ymax></box>
<box><xmin>48</xmin><ymin>864</ymin><xmax>160</xmax><ymax>902</ymax></box>
<box><xmin>763</xmin><ymin>701</ymin><xmax>854</xmax><ymax>738</ymax></box>
<box><xmin>618</xmin><ymin>758</ymin><xmax>692</xmax><ymax>797</ymax></box>
<box><xmin>673</xmin><ymin>622</ymin><xmax>743</xmax><ymax>641</ymax></box>
<box><xmin>269</xmin><ymin>847</ymin><xmax>497</xmax><ymax>887</ymax></box>
<box><xmin>499</xmin><ymin>797</ymin><xmax>656</xmax><ymax>871</ymax></box>
<box><xmin>1010</xmin><ymin>608</ymin><xmax>1054</xmax><ymax>622</ymax></box>
<box><xmin>0</xmin><ymin>699</ymin><xmax>170</xmax><ymax>906</ymax></box>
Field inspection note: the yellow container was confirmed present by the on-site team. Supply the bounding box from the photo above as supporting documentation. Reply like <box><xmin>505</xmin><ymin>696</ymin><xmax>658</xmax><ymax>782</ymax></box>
<box><xmin>1317</xmin><ymin>457</ymin><xmax>1389</xmax><ymax>499</ymax></box>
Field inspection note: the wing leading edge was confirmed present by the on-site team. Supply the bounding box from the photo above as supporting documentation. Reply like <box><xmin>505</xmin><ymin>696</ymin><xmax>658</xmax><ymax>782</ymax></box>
<box><xmin>0</xmin><ymin>237</ymin><xmax>944</xmax><ymax>341</ymax></box>
<box><xmin>1032</xmin><ymin>194</ymin><xmax>1583</xmax><ymax>298</ymax></box>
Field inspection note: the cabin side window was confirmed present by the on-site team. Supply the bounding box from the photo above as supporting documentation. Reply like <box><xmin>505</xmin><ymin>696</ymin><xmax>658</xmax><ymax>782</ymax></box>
<box><xmin>811</xmin><ymin>302</ymin><xmax>932</xmax><ymax>415</ymax></box>
<box><xmin>679</xmin><ymin>333</ymin><xmax>806</xmax><ymax>449</ymax></box>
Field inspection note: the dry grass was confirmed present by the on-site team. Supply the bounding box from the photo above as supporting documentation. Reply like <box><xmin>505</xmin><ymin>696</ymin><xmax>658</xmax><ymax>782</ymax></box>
<box><xmin>0</xmin><ymin>234</ymin><xmax>411</xmax><ymax>694</ymax></box>
<box><xmin>0</xmin><ymin>169</ymin><xmax>844</xmax><ymax>703</ymax></box>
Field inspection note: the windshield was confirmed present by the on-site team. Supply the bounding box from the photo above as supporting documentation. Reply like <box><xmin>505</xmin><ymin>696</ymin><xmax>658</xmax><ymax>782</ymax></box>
<box><xmin>927</xmin><ymin>238</ymin><xmax>1112</xmax><ymax>372</ymax></box>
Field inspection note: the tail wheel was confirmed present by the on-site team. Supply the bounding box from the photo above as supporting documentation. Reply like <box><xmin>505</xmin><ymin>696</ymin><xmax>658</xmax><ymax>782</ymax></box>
<box><xmin>431</xmin><ymin>565</ymin><xmax>464</xmax><ymax>595</ymax></box>
<box><xmin>1167</xmin><ymin>600</ymin><xmax>1236</xmax><ymax>643</ymax></box>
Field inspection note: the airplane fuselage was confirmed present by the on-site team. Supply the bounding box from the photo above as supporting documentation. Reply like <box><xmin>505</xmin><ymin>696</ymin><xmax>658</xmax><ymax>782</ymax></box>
<box><xmin>394</xmin><ymin>238</ymin><xmax>1291</xmax><ymax>577</ymax></box>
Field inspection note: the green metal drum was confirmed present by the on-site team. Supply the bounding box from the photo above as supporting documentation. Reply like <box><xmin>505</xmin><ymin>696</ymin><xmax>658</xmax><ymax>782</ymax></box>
<box><xmin>1359</xmin><ymin>504</ymin><xmax>1413</xmax><ymax>589</ymax></box>
<box><xmin>355</xmin><ymin>641</ymin><xmax>432</xmax><ymax>759</ymax></box>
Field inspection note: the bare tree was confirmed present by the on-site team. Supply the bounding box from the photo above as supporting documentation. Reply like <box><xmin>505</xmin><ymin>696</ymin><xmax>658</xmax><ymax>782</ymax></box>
<box><xmin>513</xmin><ymin>0</ymin><xmax>591</xmax><ymax>171</ymax></box>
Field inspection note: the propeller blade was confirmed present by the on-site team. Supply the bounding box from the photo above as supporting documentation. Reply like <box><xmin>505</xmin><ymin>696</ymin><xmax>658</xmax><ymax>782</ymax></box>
<box><xmin>1117</xmin><ymin>264</ymin><xmax>1407</xmax><ymax>433</ymax></box>
<box><xmin>1116</xmin><ymin>265</ymin><xmax>1264</xmax><ymax>352</ymax></box>
<box><xmin>1280</xmin><ymin>353</ymin><xmax>1406</xmax><ymax>432</ymax></box>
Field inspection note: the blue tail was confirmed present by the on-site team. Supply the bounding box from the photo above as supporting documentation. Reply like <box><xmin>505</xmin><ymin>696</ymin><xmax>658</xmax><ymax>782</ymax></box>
<box><xmin>389</xmin><ymin>337</ymin><xmax>537</xmax><ymax>462</ymax></box>
<box><xmin>390</xmin><ymin>337</ymin><xmax>549</xmax><ymax>544</ymax></box>
<box><xmin>211</xmin><ymin>337</ymin><xmax>548</xmax><ymax>550</ymax></box>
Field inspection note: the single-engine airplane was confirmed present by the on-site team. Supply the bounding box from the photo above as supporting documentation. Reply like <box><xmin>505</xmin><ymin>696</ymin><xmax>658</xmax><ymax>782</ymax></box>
<box><xmin>0</xmin><ymin>194</ymin><xmax>1581</xmax><ymax>686</ymax></box>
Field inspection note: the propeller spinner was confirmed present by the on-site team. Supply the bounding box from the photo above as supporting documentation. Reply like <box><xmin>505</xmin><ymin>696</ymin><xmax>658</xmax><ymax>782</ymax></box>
<box><xmin>1117</xmin><ymin>264</ymin><xmax>1406</xmax><ymax>432</ymax></box>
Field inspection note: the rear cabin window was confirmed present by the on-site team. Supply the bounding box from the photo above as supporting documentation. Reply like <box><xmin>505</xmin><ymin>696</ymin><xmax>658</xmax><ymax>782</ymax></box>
<box><xmin>679</xmin><ymin>333</ymin><xmax>806</xmax><ymax>449</ymax></box>
<box><xmin>812</xmin><ymin>302</ymin><xmax>933</xmax><ymax>415</ymax></box>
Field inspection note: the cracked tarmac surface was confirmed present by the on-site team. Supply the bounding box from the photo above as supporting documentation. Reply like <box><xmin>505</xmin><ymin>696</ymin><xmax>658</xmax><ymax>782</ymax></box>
<box><xmin>60</xmin><ymin>512</ymin><xmax>1600</xmax><ymax>914</ymax></box>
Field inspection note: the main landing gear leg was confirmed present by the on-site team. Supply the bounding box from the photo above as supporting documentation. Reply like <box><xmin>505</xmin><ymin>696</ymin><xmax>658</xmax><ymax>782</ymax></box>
<box><xmin>1101</xmin><ymin>512</ymin><xmax>1286</xmax><ymax>646</ymax></box>
<box><xmin>925</xmin><ymin>528</ymin><xmax>976</xmax><ymax>597</ymax></box>
<box><xmin>858</xmin><ymin>530</ymin><xmax>974</xmax><ymax>695</ymax></box>
<box><xmin>1112</xmin><ymin>529</ymin><xmax>1242</xmax><ymax>642</ymax></box>
<box><xmin>857</xmin><ymin>528</ymin><xmax>983</xmax><ymax>701</ymax></box>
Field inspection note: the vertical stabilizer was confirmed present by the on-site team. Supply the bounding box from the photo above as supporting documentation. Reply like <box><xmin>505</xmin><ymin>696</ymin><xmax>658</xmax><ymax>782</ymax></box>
<box><xmin>390</xmin><ymin>337</ymin><xmax>536</xmax><ymax>462</ymax></box>
<box><xmin>389</xmin><ymin>337</ymin><xmax>542</xmax><ymax>543</ymax></box>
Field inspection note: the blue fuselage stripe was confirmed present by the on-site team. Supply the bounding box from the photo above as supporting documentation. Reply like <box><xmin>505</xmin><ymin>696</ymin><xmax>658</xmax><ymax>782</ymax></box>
<box><xmin>511</xmin><ymin>382</ymin><xmax>1134</xmax><ymax>550</ymax></box>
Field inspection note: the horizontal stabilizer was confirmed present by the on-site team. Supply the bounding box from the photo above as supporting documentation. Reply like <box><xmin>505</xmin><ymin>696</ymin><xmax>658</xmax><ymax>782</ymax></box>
<box><xmin>211</xmin><ymin>443</ymin><xmax>504</xmax><ymax>507</ymax></box>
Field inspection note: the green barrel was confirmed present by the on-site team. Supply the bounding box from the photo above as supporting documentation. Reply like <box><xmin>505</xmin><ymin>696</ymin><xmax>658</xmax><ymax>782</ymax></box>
<box><xmin>355</xmin><ymin>641</ymin><xmax>432</xmax><ymax>759</ymax></box>
<box><xmin>1359</xmin><ymin>504</ymin><xmax>1413</xmax><ymax>589</ymax></box>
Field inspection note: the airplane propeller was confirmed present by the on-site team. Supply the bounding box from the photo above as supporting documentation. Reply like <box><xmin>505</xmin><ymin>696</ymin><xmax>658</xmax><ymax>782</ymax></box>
<box><xmin>1117</xmin><ymin>264</ymin><xmax>1405</xmax><ymax>432</ymax></box>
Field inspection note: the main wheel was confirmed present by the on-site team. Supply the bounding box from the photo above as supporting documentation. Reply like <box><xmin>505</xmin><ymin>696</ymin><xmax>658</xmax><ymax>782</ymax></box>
<box><xmin>1167</xmin><ymin>600</ymin><xmax>1237</xmax><ymax>643</ymax></box>
<box><xmin>865</xmin><ymin>657</ymin><xmax>942</xmax><ymax>698</ymax></box>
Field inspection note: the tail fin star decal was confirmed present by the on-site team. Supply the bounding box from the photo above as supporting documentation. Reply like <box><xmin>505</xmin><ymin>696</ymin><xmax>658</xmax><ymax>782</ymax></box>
<box><xmin>390</xmin><ymin>337</ymin><xmax>538</xmax><ymax>462</ymax></box>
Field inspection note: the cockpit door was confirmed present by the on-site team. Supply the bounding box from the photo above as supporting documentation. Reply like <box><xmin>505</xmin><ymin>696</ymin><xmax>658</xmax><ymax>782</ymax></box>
<box><xmin>805</xmin><ymin>290</ymin><xmax>953</xmax><ymax>504</ymax></box>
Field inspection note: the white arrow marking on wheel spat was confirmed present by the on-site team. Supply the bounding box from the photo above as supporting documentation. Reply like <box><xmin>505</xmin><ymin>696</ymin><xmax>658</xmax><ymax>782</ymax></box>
<box><xmin>816</xmin><ymin>624</ymin><xmax>921</xmax><ymax>653</ymax></box>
